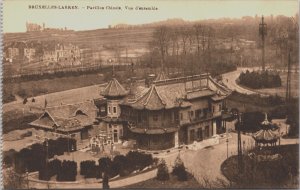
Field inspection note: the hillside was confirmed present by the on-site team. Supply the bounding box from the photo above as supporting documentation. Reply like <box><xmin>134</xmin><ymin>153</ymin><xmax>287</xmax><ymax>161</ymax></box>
<box><xmin>4</xmin><ymin>27</ymin><xmax>155</xmax><ymax>50</ymax></box>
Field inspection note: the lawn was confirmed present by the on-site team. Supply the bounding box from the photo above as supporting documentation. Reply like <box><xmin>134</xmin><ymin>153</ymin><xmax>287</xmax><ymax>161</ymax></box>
<box><xmin>221</xmin><ymin>144</ymin><xmax>299</xmax><ymax>188</ymax></box>
<box><xmin>123</xmin><ymin>173</ymin><xmax>201</xmax><ymax>189</ymax></box>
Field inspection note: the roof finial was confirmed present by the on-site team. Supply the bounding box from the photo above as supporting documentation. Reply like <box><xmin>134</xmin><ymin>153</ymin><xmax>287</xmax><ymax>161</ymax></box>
<box><xmin>261</xmin><ymin>112</ymin><xmax>270</xmax><ymax>126</ymax></box>
<box><xmin>264</xmin><ymin>112</ymin><xmax>268</xmax><ymax>121</ymax></box>
<box><xmin>112</xmin><ymin>63</ymin><xmax>115</xmax><ymax>77</ymax></box>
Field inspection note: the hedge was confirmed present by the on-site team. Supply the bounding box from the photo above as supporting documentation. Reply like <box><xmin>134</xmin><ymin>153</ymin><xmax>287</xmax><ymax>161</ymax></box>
<box><xmin>56</xmin><ymin>160</ymin><xmax>77</xmax><ymax>181</ymax></box>
<box><xmin>238</xmin><ymin>70</ymin><xmax>281</xmax><ymax>89</ymax></box>
<box><xmin>14</xmin><ymin>137</ymin><xmax>77</xmax><ymax>174</ymax></box>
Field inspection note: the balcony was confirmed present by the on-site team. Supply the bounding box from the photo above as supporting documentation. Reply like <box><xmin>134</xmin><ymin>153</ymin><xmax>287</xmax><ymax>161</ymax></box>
<box><xmin>180</xmin><ymin>112</ymin><xmax>214</xmax><ymax>125</ymax></box>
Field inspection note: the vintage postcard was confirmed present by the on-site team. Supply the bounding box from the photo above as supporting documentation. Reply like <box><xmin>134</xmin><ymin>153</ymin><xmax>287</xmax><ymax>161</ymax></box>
<box><xmin>1</xmin><ymin>0</ymin><xmax>299</xmax><ymax>189</ymax></box>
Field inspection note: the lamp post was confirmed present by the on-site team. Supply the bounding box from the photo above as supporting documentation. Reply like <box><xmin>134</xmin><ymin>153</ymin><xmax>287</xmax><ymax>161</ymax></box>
<box><xmin>45</xmin><ymin>139</ymin><xmax>49</xmax><ymax>189</ymax></box>
<box><xmin>226</xmin><ymin>122</ymin><xmax>229</xmax><ymax>159</ymax></box>
<box><xmin>71</xmin><ymin>146</ymin><xmax>74</xmax><ymax>161</ymax></box>
<box><xmin>233</xmin><ymin>110</ymin><xmax>243</xmax><ymax>174</ymax></box>
<box><xmin>67</xmin><ymin>132</ymin><xmax>70</xmax><ymax>155</ymax></box>
<box><xmin>259</xmin><ymin>15</ymin><xmax>267</xmax><ymax>71</ymax></box>
<box><xmin>226</xmin><ymin>138</ymin><xmax>229</xmax><ymax>159</ymax></box>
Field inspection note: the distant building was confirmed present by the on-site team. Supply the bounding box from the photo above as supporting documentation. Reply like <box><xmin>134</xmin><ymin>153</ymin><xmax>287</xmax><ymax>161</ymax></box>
<box><xmin>24</xmin><ymin>48</ymin><xmax>36</xmax><ymax>62</ymax></box>
<box><xmin>7</xmin><ymin>47</ymin><xmax>19</xmax><ymax>61</ymax></box>
<box><xmin>43</xmin><ymin>50</ymin><xmax>57</xmax><ymax>63</ymax></box>
<box><xmin>26</xmin><ymin>22</ymin><xmax>44</xmax><ymax>32</ymax></box>
<box><xmin>55</xmin><ymin>44</ymin><xmax>81</xmax><ymax>65</ymax></box>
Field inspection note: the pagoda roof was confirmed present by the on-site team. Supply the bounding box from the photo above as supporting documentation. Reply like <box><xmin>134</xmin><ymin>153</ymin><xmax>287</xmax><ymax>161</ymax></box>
<box><xmin>253</xmin><ymin>129</ymin><xmax>280</xmax><ymax>144</ymax></box>
<box><xmin>130</xmin><ymin>85</ymin><xmax>167</xmax><ymax>110</ymax></box>
<box><xmin>123</xmin><ymin>73</ymin><xmax>231</xmax><ymax>110</ymax></box>
<box><xmin>252</xmin><ymin>113</ymin><xmax>280</xmax><ymax>143</ymax></box>
<box><xmin>101</xmin><ymin>78</ymin><xmax>128</xmax><ymax>98</ymax></box>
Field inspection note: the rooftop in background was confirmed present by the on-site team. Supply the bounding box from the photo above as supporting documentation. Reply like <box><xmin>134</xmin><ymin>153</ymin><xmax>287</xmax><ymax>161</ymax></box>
<box><xmin>30</xmin><ymin>100</ymin><xmax>97</xmax><ymax>132</ymax></box>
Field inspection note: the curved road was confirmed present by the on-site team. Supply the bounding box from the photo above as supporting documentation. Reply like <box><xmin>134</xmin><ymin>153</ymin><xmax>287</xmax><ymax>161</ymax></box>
<box><xmin>221</xmin><ymin>67</ymin><xmax>259</xmax><ymax>95</ymax></box>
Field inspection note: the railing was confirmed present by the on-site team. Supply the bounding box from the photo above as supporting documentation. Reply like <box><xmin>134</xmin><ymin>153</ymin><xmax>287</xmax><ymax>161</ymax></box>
<box><xmin>152</xmin><ymin>73</ymin><xmax>210</xmax><ymax>86</ymax></box>
<box><xmin>128</xmin><ymin>121</ymin><xmax>179</xmax><ymax>129</ymax></box>
<box><xmin>182</xmin><ymin>112</ymin><xmax>214</xmax><ymax>125</ymax></box>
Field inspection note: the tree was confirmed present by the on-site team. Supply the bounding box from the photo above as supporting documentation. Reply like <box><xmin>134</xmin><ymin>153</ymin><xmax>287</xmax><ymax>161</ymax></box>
<box><xmin>152</xmin><ymin>26</ymin><xmax>170</xmax><ymax>66</ymax></box>
<box><xmin>156</xmin><ymin>159</ymin><xmax>169</xmax><ymax>181</ymax></box>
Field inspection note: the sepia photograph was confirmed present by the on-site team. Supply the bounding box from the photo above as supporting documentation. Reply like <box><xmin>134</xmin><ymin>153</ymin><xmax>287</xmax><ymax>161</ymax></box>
<box><xmin>1</xmin><ymin>0</ymin><xmax>299</xmax><ymax>189</ymax></box>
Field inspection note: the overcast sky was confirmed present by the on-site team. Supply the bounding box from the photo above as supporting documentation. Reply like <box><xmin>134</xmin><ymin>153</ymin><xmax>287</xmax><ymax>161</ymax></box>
<box><xmin>3</xmin><ymin>0</ymin><xmax>298</xmax><ymax>33</ymax></box>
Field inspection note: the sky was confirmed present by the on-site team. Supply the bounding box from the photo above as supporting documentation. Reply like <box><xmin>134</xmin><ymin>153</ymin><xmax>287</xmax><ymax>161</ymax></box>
<box><xmin>3</xmin><ymin>0</ymin><xmax>299</xmax><ymax>33</ymax></box>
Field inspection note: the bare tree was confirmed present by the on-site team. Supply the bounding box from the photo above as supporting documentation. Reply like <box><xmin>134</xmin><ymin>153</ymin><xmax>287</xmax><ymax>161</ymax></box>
<box><xmin>152</xmin><ymin>26</ymin><xmax>170</xmax><ymax>69</ymax></box>
<box><xmin>194</xmin><ymin>24</ymin><xmax>202</xmax><ymax>59</ymax></box>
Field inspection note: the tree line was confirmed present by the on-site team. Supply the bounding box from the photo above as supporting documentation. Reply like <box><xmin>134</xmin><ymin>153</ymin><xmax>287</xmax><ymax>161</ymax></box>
<box><xmin>143</xmin><ymin>24</ymin><xmax>238</xmax><ymax>77</ymax></box>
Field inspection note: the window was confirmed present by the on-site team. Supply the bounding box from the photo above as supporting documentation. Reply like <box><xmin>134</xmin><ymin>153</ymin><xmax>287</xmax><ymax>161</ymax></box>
<box><xmin>108</xmin><ymin>106</ymin><xmax>111</xmax><ymax>114</ymax></box>
<box><xmin>174</xmin><ymin>112</ymin><xmax>179</xmax><ymax>121</ymax></box>
<box><xmin>100</xmin><ymin>106</ymin><xmax>105</xmax><ymax>113</ymax></box>
<box><xmin>113</xmin><ymin>129</ymin><xmax>118</xmax><ymax>143</ymax></box>
<box><xmin>197</xmin><ymin>129</ymin><xmax>203</xmax><ymax>141</ymax></box>
<box><xmin>195</xmin><ymin>109</ymin><xmax>202</xmax><ymax>118</ymax></box>
<box><xmin>205</xmin><ymin>126</ymin><xmax>209</xmax><ymax>138</ymax></box>
<box><xmin>119</xmin><ymin>128</ymin><xmax>123</xmax><ymax>137</ymax></box>
<box><xmin>113</xmin><ymin>106</ymin><xmax>117</xmax><ymax>114</ymax></box>
<box><xmin>153</xmin><ymin>114</ymin><xmax>158</xmax><ymax>121</ymax></box>
<box><xmin>189</xmin><ymin>111</ymin><xmax>194</xmax><ymax>118</ymax></box>
<box><xmin>190</xmin><ymin>129</ymin><xmax>195</xmax><ymax>142</ymax></box>
<box><xmin>219</xmin><ymin>104</ymin><xmax>222</xmax><ymax>111</ymax></box>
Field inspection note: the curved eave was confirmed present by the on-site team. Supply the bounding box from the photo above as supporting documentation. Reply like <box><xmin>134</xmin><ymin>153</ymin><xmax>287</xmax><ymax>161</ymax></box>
<box><xmin>128</xmin><ymin>127</ymin><xmax>179</xmax><ymax>134</ymax></box>
<box><xmin>252</xmin><ymin>137</ymin><xmax>279</xmax><ymax>144</ymax></box>
<box><xmin>101</xmin><ymin>91</ymin><xmax>129</xmax><ymax>99</ymax></box>
<box><xmin>252</xmin><ymin>129</ymin><xmax>280</xmax><ymax>143</ymax></box>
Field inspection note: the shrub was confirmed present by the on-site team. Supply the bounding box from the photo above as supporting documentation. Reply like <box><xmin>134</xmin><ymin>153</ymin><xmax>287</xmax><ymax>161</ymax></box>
<box><xmin>172</xmin><ymin>156</ymin><xmax>188</xmax><ymax>181</ymax></box>
<box><xmin>56</xmin><ymin>160</ymin><xmax>77</xmax><ymax>181</ymax></box>
<box><xmin>126</xmin><ymin>151</ymin><xmax>154</xmax><ymax>172</ymax></box>
<box><xmin>80</xmin><ymin>160</ymin><xmax>97</xmax><ymax>178</ymax></box>
<box><xmin>3</xmin><ymin>149</ymin><xmax>17</xmax><ymax>167</ymax></box>
<box><xmin>98</xmin><ymin>157</ymin><xmax>112</xmax><ymax>176</ymax></box>
<box><xmin>14</xmin><ymin>148</ymin><xmax>31</xmax><ymax>173</ymax></box>
<box><xmin>111</xmin><ymin>155</ymin><xmax>129</xmax><ymax>177</ymax></box>
<box><xmin>156</xmin><ymin>159</ymin><xmax>169</xmax><ymax>181</ymax></box>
